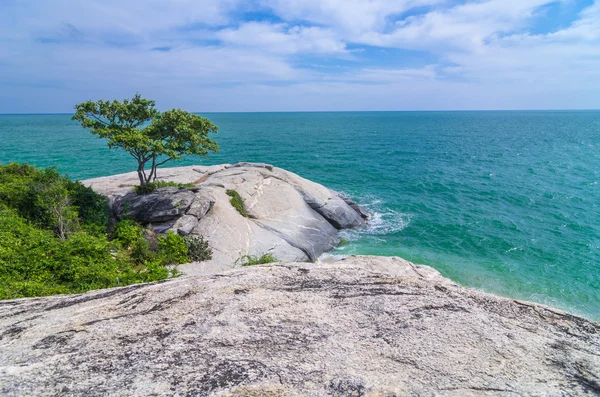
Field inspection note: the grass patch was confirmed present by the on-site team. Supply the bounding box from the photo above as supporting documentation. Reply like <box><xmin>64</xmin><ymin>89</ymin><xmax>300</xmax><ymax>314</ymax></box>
<box><xmin>226</xmin><ymin>189</ymin><xmax>248</xmax><ymax>217</ymax></box>
<box><xmin>134</xmin><ymin>180</ymin><xmax>193</xmax><ymax>194</ymax></box>
<box><xmin>238</xmin><ymin>253</ymin><xmax>278</xmax><ymax>267</ymax></box>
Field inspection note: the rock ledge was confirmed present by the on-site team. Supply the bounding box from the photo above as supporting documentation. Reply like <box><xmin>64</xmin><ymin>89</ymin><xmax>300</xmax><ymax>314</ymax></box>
<box><xmin>1</xmin><ymin>256</ymin><xmax>599</xmax><ymax>396</ymax></box>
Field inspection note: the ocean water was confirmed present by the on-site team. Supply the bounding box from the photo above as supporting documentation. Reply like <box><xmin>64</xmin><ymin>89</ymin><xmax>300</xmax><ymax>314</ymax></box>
<box><xmin>1</xmin><ymin>111</ymin><xmax>600</xmax><ymax>321</ymax></box>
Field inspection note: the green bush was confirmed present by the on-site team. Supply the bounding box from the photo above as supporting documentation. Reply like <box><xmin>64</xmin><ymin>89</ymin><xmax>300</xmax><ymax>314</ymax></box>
<box><xmin>184</xmin><ymin>235</ymin><xmax>212</xmax><ymax>261</ymax></box>
<box><xmin>238</xmin><ymin>253</ymin><xmax>278</xmax><ymax>267</ymax></box>
<box><xmin>70</xmin><ymin>181</ymin><xmax>110</xmax><ymax>233</ymax></box>
<box><xmin>0</xmin><ymin>163</ymin><xmax>110</xmax><ymax>237</ymax></box>
<box><xmin>0</xmin><ymin>164</ymin><xmax>178</xmax><ymax>299</ymax></box>
<box><xmin>226</xmin><ymin>189</ymin><xmax>248</xmax><ymax>217</ymax></box>
<box><xmin>134</xmin><ymin>180</ymin><xmax>193</xmax><ymax>194</ymax></box>
<box><xmin>0</xmin><ymin>204</ymin><xmax>170</xmax><ymax>299</ymax></box>
<box><xmin>112</xmin><ymin>220</ymin><xmax>154</xmax><ymax>264</ymax></box>
<box><xmin>113</xmin><ymin>219</ymin><xmax>144</xmax><ymax>246</ymax></box>
<box><xmin>157</xmin><ymin>232</ymin><xmax>190</xmax><ymax>265</ymax></box>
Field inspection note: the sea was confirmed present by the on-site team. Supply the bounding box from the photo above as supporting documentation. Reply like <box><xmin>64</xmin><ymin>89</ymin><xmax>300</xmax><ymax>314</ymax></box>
<box><xmin>1</xmin><ymin>111</ymin><xmax>599</xmax><ymax>321</ymax></box>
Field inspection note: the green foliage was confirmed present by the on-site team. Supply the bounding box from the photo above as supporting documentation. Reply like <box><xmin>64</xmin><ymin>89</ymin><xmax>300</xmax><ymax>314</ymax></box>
<box><xmin>112</xmin><ymin>221</ymin><xmax>192</xmax><ymax>266</ymax></box>
<box><xmin>0</xmin><ymin>163</ymin><xmax>109</xmax><ymax>238</ymax></box>
<box><xmin>184</xmin><ymin>235</ymin><xmax>212</xmax><ymax>261</ymax></box>
<box><xmin>0</xmin><ymin>204</ymin><xmax>168</xmax><ymax>299</ymax></box>
<box><xmin>238</xmin><ymin>253</ymin><xmax>278</xmax><ymax>267</ymax></box>
<box><xmin>113</xmin><ymin>219</ymin><xmax>144</xmax><ymax>247</ymax></box>
<box><xmin>226</xmin><ymin>189</ymin><xmax>248</xmax><ymax>217</ymax></box>
<box><xmin>133</xmin><ymin>180</ymin><xmax>193</xmax><ymax>194</ymax></box>
<box><xmin>0</xmin><ymin>164</ymin><xmax>179</xmax><ymax>300</ymax></box>
<box><xmin>69</xmin><ymin>181</ymin><xmax>111</xmax><ymax>233</ymax></box>
<box><xmin>157</xmin><ymin>232</ymin><xmax>189</xmax><ymax>265</ymax></box>
<box><xmin>112</xmin><ymin>220</ymin><xmax>154</xmax><ymax>264</ymax></box>
<box><xmin>72</xmin><ymin>94</ymin><xmax>219</xmax><ymax>186</ymax></box>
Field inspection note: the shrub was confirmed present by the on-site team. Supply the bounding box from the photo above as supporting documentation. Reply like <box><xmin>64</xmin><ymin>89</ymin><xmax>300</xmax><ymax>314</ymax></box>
<box><xmin>226</xmin><ymin>189</ymin><xmax>248</xmax><ymax>217</ymax></box>
<box><xmin>0</xmin><ymin>164</ymin><xmax>178</xmax><ymax>299</ymax></box>
<box><xmin>113</xmin><ymin>219</ymin><xmax>144</xmax><ymax>246</ymax></box>
<box><xmin>134</xmin><ymin>180</ymin><xmax>193</xmax><ymax>194</ymax></box>
<box><xmin>112</xmin><ymin>220</ymin><xmax>154</xmax><ymax>264</ymax></box>
<box><xmin>0</xmin><ymin>163</ymin><xmax>110</xmax><ymax>236</ymax></box>
<box><xmin>238</xmin><ymin>253</ymin><xmax>278</xmax><ymax>267</ymax></box>
<box><xmin>184</xmin><ymin>235</ymin><xmax>212</xmax><ymax>261</ymax></box>
<box><xmin>0</xmin><ymin>204</ymin><xmax>171</xmax><ymax>299</ymax></box>
<box><xmin>69</xmin><ymin>181</ymin><xmax>110</xmax><ymax>232</ymax></box>
<box><xmin>157</xmin><ymin>232</ymin><xmax>190</xmax><ymax>265</ymax></box>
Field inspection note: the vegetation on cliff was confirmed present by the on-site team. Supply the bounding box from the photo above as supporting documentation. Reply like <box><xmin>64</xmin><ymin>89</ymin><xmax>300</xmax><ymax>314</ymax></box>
<box><xmin>226</xmin><ymin>189</ymin><xmax>248</xmax><ymax>217</ymax></box>
<box><xmin>0</xmin><ymin>163</ymin><xmax>200</xmax><ymax>299</ymax></box>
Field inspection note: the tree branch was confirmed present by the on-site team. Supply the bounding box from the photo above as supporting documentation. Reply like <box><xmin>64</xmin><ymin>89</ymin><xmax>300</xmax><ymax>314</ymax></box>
<box><xmin>155</xmin><ymin>157</ymin><xmax>173</xmax><ymax>167</ymax></box>
<box><xmin>87</xmin><ymin>113</ymin><xmax>109</xmax><ymax>127</ymax></box>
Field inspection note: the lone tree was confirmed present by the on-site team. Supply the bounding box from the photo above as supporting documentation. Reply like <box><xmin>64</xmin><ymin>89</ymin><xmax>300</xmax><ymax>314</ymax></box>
<box><xmin>72</xmin><ymin>94</ymin><xmax>219</xmax><ymax>186</ymax></box>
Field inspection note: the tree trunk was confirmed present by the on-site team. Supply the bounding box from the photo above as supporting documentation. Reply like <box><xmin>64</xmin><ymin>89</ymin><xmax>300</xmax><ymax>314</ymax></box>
<box><xmin>148</xmin><ymin>155</ymin><xmax>157</xmax><ymax>183</ymax></box>
<box><xmin>137</xmin><ymin>163</ymin><xmax>147</xmax><ymax>186</ymax></box>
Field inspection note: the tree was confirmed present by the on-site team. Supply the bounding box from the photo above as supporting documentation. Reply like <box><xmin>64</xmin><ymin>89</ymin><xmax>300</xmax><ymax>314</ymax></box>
<box><xmin>72</xmin><ymin>94</ymin><xmax>219</xmax><ymax>186</ymax></box>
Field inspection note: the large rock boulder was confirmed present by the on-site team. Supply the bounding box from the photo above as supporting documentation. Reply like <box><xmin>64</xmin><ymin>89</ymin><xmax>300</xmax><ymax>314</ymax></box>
<box><xmin>114</xmin><ymin>187</ymin><xmax>197</xmax><ymax>224</ymax></box>
<box><xmin>0</xmin><ymin>256</ymin><xmax>598</xmax><ymax>396</ymax></box>
<box><xmin>83</xmin><ymin>163</ymin><xmax>367</xmax><ymax>274</ymax></box>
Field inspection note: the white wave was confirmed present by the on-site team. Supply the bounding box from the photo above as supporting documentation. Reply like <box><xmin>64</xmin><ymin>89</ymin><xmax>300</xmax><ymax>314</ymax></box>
<box><xmin>364</xmin><ymin>209</ymin><xmax>411</xmax><ymax>235</ymax></box>
<box><xmin>338</xmin><ymin>194</ymin><xmax>412</xmax><ymax>241</ymax></box>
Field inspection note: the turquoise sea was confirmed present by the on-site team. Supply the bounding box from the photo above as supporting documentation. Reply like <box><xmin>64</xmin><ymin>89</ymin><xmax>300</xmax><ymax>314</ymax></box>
<box><xmin>1</xmin><ymin>111</ymin><xmax>600</xmax><ymax>321</ymax></box>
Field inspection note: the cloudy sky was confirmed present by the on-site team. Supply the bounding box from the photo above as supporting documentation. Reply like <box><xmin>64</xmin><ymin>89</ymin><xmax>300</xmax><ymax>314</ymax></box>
<box><xmin>1</xmin><ymin>0</ymin><xmax>599</xmax><ymax>112</ymax></box>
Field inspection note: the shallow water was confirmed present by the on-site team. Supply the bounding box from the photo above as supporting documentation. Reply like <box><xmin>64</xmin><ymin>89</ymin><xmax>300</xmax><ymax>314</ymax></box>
<box><xmin>1</xmin><ymin>111</ymin><xmax>599</xmax><ymax>320</ymax></box>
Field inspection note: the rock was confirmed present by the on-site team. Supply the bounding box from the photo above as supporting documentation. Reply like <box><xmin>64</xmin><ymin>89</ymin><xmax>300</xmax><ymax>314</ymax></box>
<box><xmin>188</xmin><ymin>187</ymin><xmax>308</xmax><ymax>271</ymax></box>
<box><xmin>82</xmin><ymin>163</ymin><xmax>369</xmax><ymax>274</ymax></box>
<box><xmin>313</xmin><ymin>191</ymin><xmax>366</xmax><ymax>229</ymax></box>
<box><xmin>340</xmin><ymin>194</ymin><xmax>370</xmax><ymax>220</ymax></box>
<box><xmin>82</xmin><ymin>165</ymin><xmax>227</xmax><ymax>200</ymax></box>
<box><xmin>148</xmin><ymin>220</ymin><xmax>176</xmax><ymax>234</ymax></box>
<box><xmin>212</xmin><ymin>167</ymin><xmax>340</xmax><ymax>260</ymax></box>
<box><xmin>231</xmin><ymin>162</ymin><xmax>274</xmax><ymax>172</ymax></box>
<box><xmin>186</xmin><ymin>192</ymin><xmax>215</xmax><ymax>219</ymax></box>
<box><xmin>272</xmin><ymin>169</ymin><xmax>365</xmax><ymax>229</ymax></box>
<box><xmin>0</xmin><ymin>256</ymin><xmax>598</xmax><ymax>396</ymax></box>
<box><xmin>114</xmin><ymin>187</ymin><xmax>196</xmax><ymax>224</ymax></box>
<box><xmin>172</xmin><ymin>215</ymin><xmax>198</xmax><ymax>236</ymax></box>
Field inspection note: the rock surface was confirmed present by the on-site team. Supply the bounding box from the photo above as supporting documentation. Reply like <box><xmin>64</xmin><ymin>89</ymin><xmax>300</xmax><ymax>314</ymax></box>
<box><xmin>83</xmin><ymin>163</ymin><xmax>366</xmax><ymax>275</ymax></box>
<box><xmin>0</xmin><ymin>256</ymin><xmax>599</xmax><ymax>396</ymax></box>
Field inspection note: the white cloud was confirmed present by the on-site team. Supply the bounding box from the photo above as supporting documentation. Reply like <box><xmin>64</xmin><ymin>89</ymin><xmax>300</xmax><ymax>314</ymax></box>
<box><xmin>356</xmin><ymin>0</ymin><xmax>562</xmax><ymax>51</ymax></box>
<box><xmin>216</xmin><ymin>22</ymin><xmax>346</xmax><ymax>54</ymax></box>
<box><xmin>0</xmin><ymin>0</ymin><xmax>599</xmax><ymax>112</ymax></box>
<box><xmin>262</xmin><ymin>0</ymin><xmax>443</xmax><ymax>35</ymax></box>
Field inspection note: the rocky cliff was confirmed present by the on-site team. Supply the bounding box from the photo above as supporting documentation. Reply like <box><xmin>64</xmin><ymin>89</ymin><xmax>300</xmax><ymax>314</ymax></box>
<box><xmin>0</xmin><ymin>256</ymin><xmax>599</xmax><ymax>396</ymax></box>
<box><xmin>83</xmin><ymin>163</ymin><xmax>368</xmax><ymax>275</ymax></box>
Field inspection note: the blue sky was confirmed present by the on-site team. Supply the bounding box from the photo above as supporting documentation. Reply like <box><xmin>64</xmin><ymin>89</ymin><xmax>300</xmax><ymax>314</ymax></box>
<box><xmin>0</xmin><ymin>0</ymin><xmax>599</xmax><ymax>112</ymax></box>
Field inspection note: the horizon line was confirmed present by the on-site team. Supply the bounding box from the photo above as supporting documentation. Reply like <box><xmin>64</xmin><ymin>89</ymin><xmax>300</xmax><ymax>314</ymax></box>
<box><xmin>1</xmin><ymin>108</ymin><xmax>600</xmax><ymax>116</ymax></box>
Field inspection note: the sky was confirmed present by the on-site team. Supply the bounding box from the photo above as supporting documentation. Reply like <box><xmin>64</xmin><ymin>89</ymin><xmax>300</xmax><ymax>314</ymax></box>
<box><xmin>0</xmin><ymin>0</ymin><xmax>599</xmax><ymax>113</ymax></box>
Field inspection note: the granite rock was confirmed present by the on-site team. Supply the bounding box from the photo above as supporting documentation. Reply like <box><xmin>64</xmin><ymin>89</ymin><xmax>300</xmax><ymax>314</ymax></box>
<box><xmin>114</xmin><ymin>187</ymin><xmax>196</xmax><ymax>224</ymax></box>
<box><xmin>83</xmin><ymin>163</ymin><xmax>368</xmax><ymax>275</ymax></box>
<box><xmin>0</xmin><ymin>256</ymin><xmax>598</xmax><ymax>396</ymax></box>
